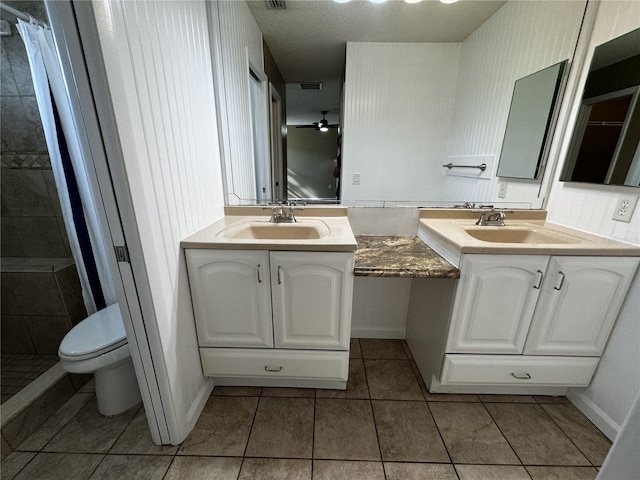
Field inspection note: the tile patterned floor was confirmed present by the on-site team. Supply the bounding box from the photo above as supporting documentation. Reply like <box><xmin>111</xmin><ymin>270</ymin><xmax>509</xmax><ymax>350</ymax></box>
<box><xmin>1</xmin><ymin>354</ymin><xmax>59</xmax><ymax>404</ymax></box>
<box><xmin>1</xmin><ymin>339</ymin><xmax>610</xmax><ymax>480</ymax></box>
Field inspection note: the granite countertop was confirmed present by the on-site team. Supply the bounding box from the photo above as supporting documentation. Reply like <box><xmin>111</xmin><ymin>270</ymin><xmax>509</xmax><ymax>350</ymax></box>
<box><xmin>354</xmin><ymin>236</ymin><xmax>460</xmax><ymax>278</ymax></box>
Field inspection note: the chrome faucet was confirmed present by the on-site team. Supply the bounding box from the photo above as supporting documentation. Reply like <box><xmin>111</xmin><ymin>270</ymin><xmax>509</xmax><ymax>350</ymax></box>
<box><xmin>264</xmin><ymin>201</ymin><xmax>304</xmax><ymax>223</ymax></box>
<box><xmin>476</xmin><ymin>208</ymin><xmax>507</xmax><ymax>226</ymax></box>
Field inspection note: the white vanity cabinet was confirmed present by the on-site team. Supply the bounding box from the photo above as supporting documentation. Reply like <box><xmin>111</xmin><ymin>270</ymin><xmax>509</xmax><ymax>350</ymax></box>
<box><xmin>438</xmin><ymin>253</ymin><xmax>639</xmax><ymax>390</ymax></box>
<box><xmin>185</xmin><ymin>248</ymin><xmax>354</xmax><ymax>387</ymax></box>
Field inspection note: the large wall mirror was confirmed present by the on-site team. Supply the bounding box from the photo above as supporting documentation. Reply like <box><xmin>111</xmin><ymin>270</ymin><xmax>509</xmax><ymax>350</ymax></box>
<box><xmin>561</xmin><ymin>27</ymin><xmax>640</xmax><ymax>187</ymax></box>
<box><xmin>210</xmin><ymin>0</ymin><xmax>588</xmax><ymax>208</ymax></box>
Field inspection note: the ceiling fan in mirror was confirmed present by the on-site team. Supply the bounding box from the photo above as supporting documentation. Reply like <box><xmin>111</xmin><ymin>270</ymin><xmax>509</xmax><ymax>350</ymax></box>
<box><xmin>296</xmin><ymin>111</ymin><xmax>339</xmax><ymax>133</ymax></box>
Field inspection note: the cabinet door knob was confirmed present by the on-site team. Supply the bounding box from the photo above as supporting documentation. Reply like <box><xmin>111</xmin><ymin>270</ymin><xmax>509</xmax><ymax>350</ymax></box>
<box><xmin>265</xmin><ymin>365</ymin><xmax>283</xmax><ymax>372</ymax></box>
<box><xmin>533</xmin><ymin>269</ymin><xmax>544</xmax><ymax>289</ymax></box>
<box><xmin>510</xmin><ymin>372</ymin><xmax>531</xmax><ymax>380</ymax></box>
<box><xmin>257</xmin><ymin>264</ymin><xmax>262</xmax><ymax>283</ymax></box>
<box><xmin>553</xmin><ymin>271</ymin><xmax>565</xmax><ymax>291</ymax></box>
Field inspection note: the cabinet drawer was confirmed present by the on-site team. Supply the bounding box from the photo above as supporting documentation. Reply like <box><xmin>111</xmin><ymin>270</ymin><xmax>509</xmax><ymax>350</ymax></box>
<box><xmin>441</xmin><ymin>354</ymin><xmax>598</xmax><ymax>387</ymax></box>
<box><xmin>200</xmin><ymin>348</ymin><xmax>349</xmax><ymax>381</ymax></box>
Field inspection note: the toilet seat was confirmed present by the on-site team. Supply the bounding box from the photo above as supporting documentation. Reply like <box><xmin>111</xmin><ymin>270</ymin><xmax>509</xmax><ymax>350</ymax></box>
<box><xmin>58</xmin><ymin>303</ymin><xmax>127</xmax><ymax>361</ymax></box>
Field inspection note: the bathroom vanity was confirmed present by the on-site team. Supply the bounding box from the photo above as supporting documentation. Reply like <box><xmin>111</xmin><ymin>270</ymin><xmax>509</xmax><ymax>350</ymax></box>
<box><xmin>409</xmin><ymin>209</ymin><xmax>640</xmax><ymax>395</ymax></box>
<box><xmin>182</xmin><ymin>207</ymin><xmax>357</xmax><ymax>389</ymax></box>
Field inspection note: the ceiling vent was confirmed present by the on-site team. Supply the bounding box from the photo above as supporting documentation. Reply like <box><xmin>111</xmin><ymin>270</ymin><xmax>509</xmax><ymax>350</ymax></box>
<box><xmin>299</xmin><ymin>82</ymin><xmax>323</xmax><ymax>90</ymax></box>
<box><xmin>266</xmin><ymin>0</ymin><xmax>287</xmax><ymax>10</ymax></box>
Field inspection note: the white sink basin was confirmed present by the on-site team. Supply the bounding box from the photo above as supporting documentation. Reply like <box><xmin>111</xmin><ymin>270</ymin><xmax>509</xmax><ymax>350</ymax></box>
<box><xmin>216</xmin><ymin>219</ymin><xmax>331</xmax><ymax>241</ymax></box>
<box><xmin>464</xmin><ymin>226</ymin><xmax>582</xmax><ymax>244</ymax></box>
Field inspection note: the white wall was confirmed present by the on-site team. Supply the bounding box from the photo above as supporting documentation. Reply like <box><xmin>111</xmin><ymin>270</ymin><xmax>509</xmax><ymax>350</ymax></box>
<box><xmin>341</xmin><ymin>42</ymin><xmax>460</xmax><ymax>203</ymax></box>
<box><xmin>444</xmin><ymin>0</ymin><xmax>586</xmax><ymax>208</ymax></box>
<box><xmin>93</xmin><ymin>0</ymin><xmax>225</xmax><ymax>443</ymax></box>
<box><xmin>546</xmin><ymin>0</ymin><xmax>640</xmax><ymax>440</ymax></box>
<box><xmin>210</xmin><ymin>0</ymin><xmax>263</xmax><ymax>203</ymax></box>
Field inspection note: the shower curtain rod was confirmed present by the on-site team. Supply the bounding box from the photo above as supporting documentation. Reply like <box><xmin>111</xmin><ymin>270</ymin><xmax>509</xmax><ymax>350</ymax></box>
<box><xmin>0</xmin><ymin>1</ymin><xmax>47</xmax><ymax>28</ymax></box>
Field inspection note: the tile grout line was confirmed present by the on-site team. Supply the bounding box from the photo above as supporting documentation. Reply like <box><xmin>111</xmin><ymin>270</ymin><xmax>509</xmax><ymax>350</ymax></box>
<box><xmin>537</xmin><ymin>402</ymin><xmax>598</xmax><ymax>468</ymax></box>
<box><xmin>237</xmin><ymin>393</ymin><xmax>261</xmax><ymax>479</ymax></box>
<box><xmin>481</xmin><ymin>400</ymin><xmax>528</xmax><ymax>470</ymax></box>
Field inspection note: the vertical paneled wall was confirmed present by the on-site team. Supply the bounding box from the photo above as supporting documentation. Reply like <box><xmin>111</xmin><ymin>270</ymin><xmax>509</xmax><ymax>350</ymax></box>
<box><xmin>547</xmin><ymin>0</ymin><xmax>640</xmax><ymax>438</ymax></box>
<box><xmin>444</xmin><ymin>0</ymin><xmax>586</xmax><ymax>207</ymax></box>
<box><xmin>93</xmin><ymin>0</ymin><xmax>225</xmax><ymax>441</ymax></box>
<box><xmin>212</xmin><ymin>0</ymin><xmax>263</xmax><ymax>202</ymax></box>
<box><xmin>341</xmin><ymin>42</ymin><xmax>461</xmax><ymax>203</ymax></box>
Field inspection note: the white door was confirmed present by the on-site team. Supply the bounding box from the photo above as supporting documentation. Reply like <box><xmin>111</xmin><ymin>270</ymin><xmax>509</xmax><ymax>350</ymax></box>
<box><xmin>270</xmin><ymin>251</ymin><xmax>353</xmax><ymax>350</ymax></box>
<box><xmin>186</xmin><ymin>250</ymin><xmax>273</xmax><ymax>347</ymax></box>
<box><xmin>447</xmin><ymin>255</ymin><xmax>549</xmax><ymax>354</ymax></box>
<box><xmin>524</xmin><ymin>256</ymin><xmax>639</xmax><ymax>356</ymax></box>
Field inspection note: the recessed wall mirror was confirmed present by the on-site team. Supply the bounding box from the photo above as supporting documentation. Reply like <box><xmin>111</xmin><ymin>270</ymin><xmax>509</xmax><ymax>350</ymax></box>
<box><xmin>497</xmin><ymin>60</ymin><xmax>567</xmax><ymax>180</ymax></box>
<box><xmin>210</xmin><ymin>0</ymin><xmax>588</xmax><ymax>208</ymax></box>
<box><xmin>561</xmin><ymin>27</ymin><xmax>640</xmax><ymax>187</ymax></box>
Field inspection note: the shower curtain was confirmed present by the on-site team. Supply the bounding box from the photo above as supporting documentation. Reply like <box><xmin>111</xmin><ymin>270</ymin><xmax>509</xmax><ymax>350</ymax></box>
<box><xmin>17</xmin><ymin>19</ymin><xmax>116</xmax><ymax>314</ymax></box>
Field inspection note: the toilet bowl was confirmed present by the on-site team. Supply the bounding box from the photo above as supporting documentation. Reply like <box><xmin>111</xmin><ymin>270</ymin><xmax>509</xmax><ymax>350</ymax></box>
<box><xmin>58</xmin><ymin>303</ymin><xmax>142</xmax><ymax>416</ymax></box>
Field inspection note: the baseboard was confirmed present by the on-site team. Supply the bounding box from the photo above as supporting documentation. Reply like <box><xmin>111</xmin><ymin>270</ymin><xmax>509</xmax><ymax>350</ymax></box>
<box><xmin>567</xmin><ymin>391</ymin><xmax>620</xmax><ymax>441</ymax></box>
<box><xmin>184</xmin><ymin>377</ymin><xmax>214</xmax><ymax>440</ymax></box>
<box><xmin>351</xmin><ymin>328</ymin><xmax>405</xmax><ymax>339</ymax></box>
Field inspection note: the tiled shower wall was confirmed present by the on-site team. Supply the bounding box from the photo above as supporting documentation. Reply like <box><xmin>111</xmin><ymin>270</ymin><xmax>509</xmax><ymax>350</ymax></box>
<box><xmin>1</xmin><ymin>2</ymin><xmax>84</xmax><ymax>355</ymax></box>
<box><xmin>1</xmin><ymin>2</ymin><xmax>71</xmax><ymax>259</ymax></box>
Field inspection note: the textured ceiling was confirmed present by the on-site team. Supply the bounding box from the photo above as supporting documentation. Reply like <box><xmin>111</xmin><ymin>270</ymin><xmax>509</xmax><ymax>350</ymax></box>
<box><xmin>247</xmin><ymin>0</ymin><xmax>507</xmax><ymax>83</ymax></box>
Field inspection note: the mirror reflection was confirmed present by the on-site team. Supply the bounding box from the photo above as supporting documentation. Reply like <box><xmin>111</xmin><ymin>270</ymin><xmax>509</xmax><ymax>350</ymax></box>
<box><xmin>211</xmin><ymin>0</ymin><xmax>587</xmax><ymax>207</ymax></box>
<box><xmin>561</xmin><ymin>27</ymin><xmax>640</xmax><ymax>187</ymax></box>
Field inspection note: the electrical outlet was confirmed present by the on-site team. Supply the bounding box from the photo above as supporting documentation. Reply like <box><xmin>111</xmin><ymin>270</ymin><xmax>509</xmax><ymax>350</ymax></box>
<box><xmin>498</xmin><ymin>183</ymin><xmax>507</xmax><ymax>199</ymax></box>
<box><xmin>612</xmin><ymin>196</ymin><xmax>638</xmax><ymax>223</ymax></box>
<box><xmin>352</xmin><ymin>173</ymin><xmax>361</xmax><ymax>185</ymax></box>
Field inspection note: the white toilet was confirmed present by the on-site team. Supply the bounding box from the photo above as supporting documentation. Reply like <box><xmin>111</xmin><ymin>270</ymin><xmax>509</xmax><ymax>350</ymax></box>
<box><xmin>58</xmin><ymin>303</ymin><xmax>142</xmax><ymax>416</ymax></box>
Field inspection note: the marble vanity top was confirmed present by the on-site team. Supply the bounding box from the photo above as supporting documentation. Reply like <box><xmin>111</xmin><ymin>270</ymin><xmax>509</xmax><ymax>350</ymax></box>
<box><xmin>181</xmin><ymin>206</ymin><xmax>357</xmax><ymax>252</ymax></box>
<box><xmin>354</xmin><ymin>236</ymin><xmax>460</xmax><ymax>278</ymax></box>
<box><xmin>419</xmin><ymin>209</ymin><xmax>640</xmax><ymax>257</ymax></box>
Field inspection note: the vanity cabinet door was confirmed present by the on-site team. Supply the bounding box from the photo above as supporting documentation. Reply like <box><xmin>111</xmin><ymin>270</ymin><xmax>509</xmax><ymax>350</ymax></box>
<box><xmin>447</xmin><ymin>254</ymin><xmax>549</xmax><ymax>354</ymax></box>
<box><xmin>524</xmin><ymin>256</ymin><xmax>639</xmax><ymax>356</ymax></box>
<box><xmin>270</xmin><ymin>251</ymin><xmax>354</xmax><ymax>350</ymax></box>
<box><xmin>185</xmin><ymin>249</ymin><xmax>273</xmax><ymax>348</ymax></box>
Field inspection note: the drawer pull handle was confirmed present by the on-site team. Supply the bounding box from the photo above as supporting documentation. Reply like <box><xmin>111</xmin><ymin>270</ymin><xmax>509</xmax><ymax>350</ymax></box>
<box><xmin>277</xmin><ymin>266</ymin><xmax>282</xmax><ymax>285</ymax></box>
<box><xmin>257</xmin><ymin>264</ymin><xmax>262</xmax><ymax>283</ymax></box>
<box><xmin>533</xmin><ymin>270</ymin><xmax>544</xmax><ymax>289</ymax></box>
<box><xmin>511</xmin><ymin>372</ymin><xmax>531</xmax><ymax>380</ymax></box>
<box><xmin>554</xmin><ymin>271</ymin><xmax>565</xmax><ymax>290</ymax></box>
<box><xmin>265</xmin><ymin>365</ymin><xmax>283</xmax><ymax>372</ymax></box>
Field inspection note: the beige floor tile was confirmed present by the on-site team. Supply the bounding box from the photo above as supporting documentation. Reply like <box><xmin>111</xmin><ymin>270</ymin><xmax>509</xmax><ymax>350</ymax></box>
<box><xmin>17</xmin><ymin>393</ymin><xmax>93</xmax><ymax>451</ymax></box>
<box><xmin>13</xmin><ymin>452</ymin><xmax>103</xmax><ymax>480</ymax></box>
<box><xmin>42</xmin><ymin>399</ymin><xmax>137</xmax><ymax>454</ymax></box>
<box><xmin>409</xmin><ymin>361</ymin><xmax>479</xmax><ymax>403</ymax></box>
<box><xmin>541</xmin><ymin>404</ymin><xmax>611</xmax><ymax>466</ymax></box>
<box><xmin>316</xmin><ymin>359</ymin><xmax>369</xmax><ymax>399</ymax></box>
<box><xmin>360</xmin><ymin>339</ymin><xmax>408</xmax><ymax>359</ymax></box>
<box><xmin>239</xmin><ymin>458</ymin><xmax>311</xmax><ymax>479</ymax></box>
<box><xmin>314</xmin><ymin>399</ymin><xmax>380</xmax><ymax>461</ymax></box>
<box><xmin>455</xmin><ymin>464</ymin><xmax>532</xmax><ymax>480</ymax></box>
<box><xmin>526</xmin><ymin>466</ymin><xmax>599</xmax><ymax>480</ymax></box>
<box><xmin>485</xmin><ymin>403</ymin><xmax>590</xmax><ymax>466</ymax></box>
<box><xmin>88</xmin><ymin>454</ymin><xmax>171</xmax><ymax>479</ymax></box>
<box><xmin>109</xmin><ymin>408</ymin><xmax>178</xmax><ymax>455</ymax></box>
<box><xmin>384</xmin><ymin>462</ymin><xmax>458</xmax><ymax>480</ymax></box>
<box><xmin>313</xmin><ymin>460</ymin><xmax>385</xmax><ymax>480</ymax></box>
<box><xmin>163</xmin><ymin>456</ymin><xmax>241</xmax><ymax>480</ymax></box>
<box><xmin>429</xmin><ymin>402</ymin><xmax>519</xmax><ymax>464</ymax></box>
<box><xmin>211</xmin><ymin>386</ymin><xmax>262</xmax><ymax>396</ymax></box>
<box><xmin>372</xmin><ymin>400</ymin><xmax>449</xmax><ymax>463</ymax></box>
<box><xmin>261</xmin><ymin>387</ymin><xmax>315</xmax><ymax>398</ymax></box>
<box><xmin>245</xmin><ymin>397</ymin><xmax>314</xmax><ymax>458</ymax></box>
<box><xmin>365</xmin><ymin>360</ymin><xmax>423</xmax><ymax>400</ymax></box>
<box><xmin>1</xmin><ymin>452</ymin><xmax>36</xmax><ymax>480</ymax></box>
<box><xmin>178</xmin><ymin>396</ymin><xmax>258</xmax><ymax>456</ymax></box>
<box><xmin>479</xmin><ymin>395</ymin><xmax>536</xmax><ymax>403</ymax></box>
<box><xmin>349</xmin><ymin>338</ymin><xmax>362</xmax><ymax>359</ymax></box>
